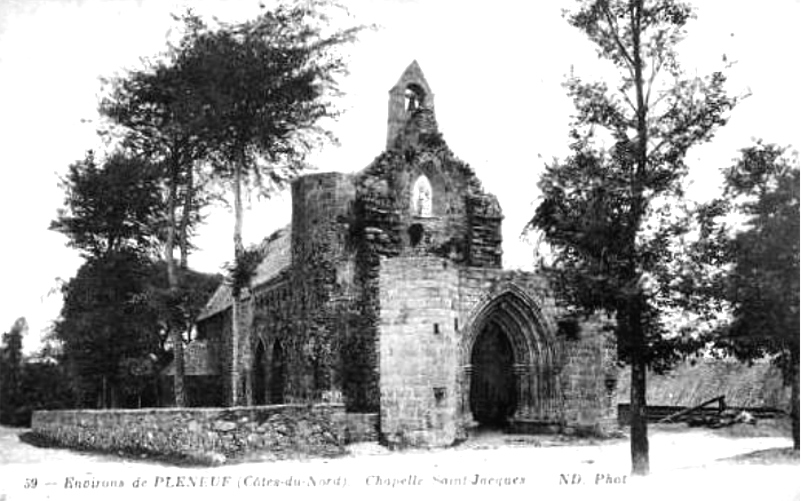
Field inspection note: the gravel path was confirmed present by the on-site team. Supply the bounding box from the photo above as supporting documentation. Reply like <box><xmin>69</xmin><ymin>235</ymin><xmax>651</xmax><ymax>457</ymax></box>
<box><xmin>1</xmin><ymin>424</ymin><xmax>797</xmax><ymax>501</ymax></box>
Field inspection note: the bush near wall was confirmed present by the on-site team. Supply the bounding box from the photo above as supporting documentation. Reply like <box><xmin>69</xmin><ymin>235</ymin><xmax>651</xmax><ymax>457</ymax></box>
<box><xmin>31</xmin><ymin>404</ymin><xmax>346</xmax><ymax>464</ymax></box>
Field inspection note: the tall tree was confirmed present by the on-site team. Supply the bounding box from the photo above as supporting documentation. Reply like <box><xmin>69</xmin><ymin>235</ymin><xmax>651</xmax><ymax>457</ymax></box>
<box><xmin>165</xmin><ymin>1</ymin><xmax>363</xmax><ymax>404</ymax></box>
<box><xmin>696</xmin><ymin>143</ymin><xmax>799</xmax><ymax>449</ymax></box>
<box><xmin>529</xmin><ymin>0</ymin><xmax>735</xmax><ymax>475</ymax></box>
<box><xmin>100</xmin><ymin>1</ymin><xmax>362</xmax><ymax>406</ymax></box>
<box><xmin>0</xmin><ymin>318</ymin><xmax>26</xmax><ymax>425</ymax></box>
<box><xmin>101</xmin><ymin>54</ymin><xmax>211</xmax><ymax>407</ymax></box>
<box><xmin>53</xmin><ymin>152</ymin><xmax>161</xmax><ymax>407</ymax></box>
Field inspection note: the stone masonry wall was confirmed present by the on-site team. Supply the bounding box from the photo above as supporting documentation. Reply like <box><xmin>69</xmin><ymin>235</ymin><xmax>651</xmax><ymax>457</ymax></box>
<box><xmin>338</xmin><ymin>412</ymin><xmax>379</xmax><ymax>443</ymax></box>
<box><xmin>31</xmin><ymin>404</ymin><xmax>346</xmax><ymax>464</ymax></box>
<box><xmin>559</xmin><ymin>314</ymin><xmax>618</xmax><ymax>435</ymax></box>
<box><xmin>465</xmin><ymin>194</ymin><xmax>503</xmax><ymax>268</ymax></box>
<box><xmin>456</xmin><ymin>269</ymin><xmax>556</xmax><ymax>328</ymax></box>
<box><xmin>348</xmin><ymin>136</ymin><xmax>499</xmax><ymax>417</ymax></box>
<box><xmin>287</xmin><ymin>173</ymin><xmax>356</xmax><ymax>405</ymax></box>
<box><xmin>378</xmin><ymin>256</ymin><xmax>460</xmax><ymax>447</ymax></box>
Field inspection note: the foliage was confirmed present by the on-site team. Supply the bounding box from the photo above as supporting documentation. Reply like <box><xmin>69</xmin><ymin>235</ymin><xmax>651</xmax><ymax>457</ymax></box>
<box><xmin>51</xmin><ymin>151</ymin><xmax>164</xmax><ymax>407</ymax></box>
<box><xmin>100</xmin><ymin>0</ymin><xmax>363</xmax><ymax>405</ymax></box>
<box><xmin>132</xmin><ymin>262</ymin><xmax>223</xmax><ymax>349</ymax></box>
<box><xmin>51</xmin><ymin>148</ymin><xmax>220</xmax><ymax>407</ymax></box>
<box><xmin>51</xmin><ymin>151</ymin><xmax>165</xmax><ymax>259</ymax></box>
<box><xmin>0</xmin><ymin>318</ymin><xmax>26</xmax><ymax>424</ymax></box>
<box><xmin>53</xmin><ymin>253</ymin><xmax>221</xmax><ymax>408</ymax></box>
<box><xmin>1</xmin><ymin>319</ymin><xmax>73</xmax><ymax>426</ymax></box>
<box><xmin>100</xmin><ymin>15</ymin><xmax>222</xmax><ymax>405</ymax></box>
<box><xmin>54</xmin><ymin>252</ymin><xmax>160</xmax><ymax>408</ymax></box>
<box><xmin>13</xmin><ymin>359</ymin><xmax>73</xmax><ymax>427</ymax></box>
<box><xmin>693</xmin><ymin>142</ymin><xmax>799</xmax><ymax>449</ymax></box>
<box><xmin>104</xmin><ymin>0</ymin><xmax>366</xmax><ymax>252</ymax></box>
<box><xmin>709</xmin><ymin>143</ymin><xmax>799</xmax><ymax>363</ymax></box>
<box><xmin>529</xmin><ymin>0</ymin><xmax>736</xmax><ymax>475</ymax></box>
<box><xmin>227</xmin><ymin>248</ymin><xmax>263</xmax><ymax>297</ymax></box>
<box><xmin>168</xmin><ymin>2</ymin><xmax>364</xmax><ymax>200</ymax></box>
<box><xmin>100</xmin><ymin>35</ymin><xmax>214</xmax><ymax>269</ymax></box>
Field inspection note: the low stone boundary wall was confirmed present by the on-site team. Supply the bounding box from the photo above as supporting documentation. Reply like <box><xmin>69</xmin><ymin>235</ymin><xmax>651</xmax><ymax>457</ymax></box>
<box><xmin>338</xmin><ymin>412</ymin><xmax>379</xmax><ymax>443</ymax></box>
<box><xmin>31</xmin><ymin>404</ymin><xmax>346</xmax><ymax>463</ymax></box>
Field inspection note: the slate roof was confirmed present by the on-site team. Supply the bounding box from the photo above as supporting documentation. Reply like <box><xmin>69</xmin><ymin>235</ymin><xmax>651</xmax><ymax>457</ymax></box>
<box><xmin>251</xmin><ymin>225</ymin><xmax>292</xmax><ymax>287</ymax></box>
<box><xmin>196</xmin><ymin>225</ymin><xmax>292</xmax><ymax>321</ymax></box>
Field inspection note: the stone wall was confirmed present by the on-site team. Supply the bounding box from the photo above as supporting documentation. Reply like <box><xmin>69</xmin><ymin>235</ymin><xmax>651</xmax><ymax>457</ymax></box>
<box><xmin>378</xmin><ymin>256</ymin><xmax>460</xmax><ymax>447</ymax></box>
<box><xmin>559</xmin><ymin>315</ymin><xmax>618</xmax><ymax>435</ymax></box>
<box><xmin>31</xmin><ymin>404</ymin><xmax>347</xmax><ymax>464</ymax></box>
<box><xmin>244</xmin><ymin>172</ymin><xmax>358</xmax><ymax>407</ymax></box>
<box><xmin>337</xmin><ymin>412</ymin><xmax>379</xmax><ymax>443</ymax></box>
<box><xmin>465</xmin><ymin>193</ymin><xmax>503</xmax><ymax>268</ymax></box>
<box><xmin>375</xmin><ymin>257</ymin><xmax>619</xmax><ymax>444</ymax></box>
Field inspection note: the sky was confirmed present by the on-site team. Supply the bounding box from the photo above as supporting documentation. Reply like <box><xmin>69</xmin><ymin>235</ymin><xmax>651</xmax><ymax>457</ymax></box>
<box><xmin>0</xmin><ymin>0</ymin><xmax>798</xmax><ymax>352</ymax></box>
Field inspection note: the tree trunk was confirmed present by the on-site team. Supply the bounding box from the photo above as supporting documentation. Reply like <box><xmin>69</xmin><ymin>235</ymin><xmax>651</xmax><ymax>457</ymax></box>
<box><xmin>179</xmin><ymin>164</ymin><xmax>193</xmax><ymax>270</ymax></box>
<box><xmin>629</xmin><ymin>302</ymin><xmax>650</xmax><ymax>475</ymax></box>
<box><xmin>166</xmin><ymin>162</ymin><xmax>186</xmax><ymax>407</ymax></box>
<box><xmin>629</xmin><ymin>0</ymin><xmax>650</xmax><ymax>476</ymax></box>
<box><xmin>791</xmin><ymin>347</ymin><xmax>799</xmax><ymax>451</ymax></box>
<box><xmin>229</xmin><ymin>161</ymin><xmax>244</xmax><ymax>407</ymax></box>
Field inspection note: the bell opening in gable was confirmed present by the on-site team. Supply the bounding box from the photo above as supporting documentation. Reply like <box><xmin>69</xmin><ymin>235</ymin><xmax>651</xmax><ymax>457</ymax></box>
<box><xmin>404</xmin><ymin>84</ymin><xmax>426</xmax><ymax>112</ymax></box>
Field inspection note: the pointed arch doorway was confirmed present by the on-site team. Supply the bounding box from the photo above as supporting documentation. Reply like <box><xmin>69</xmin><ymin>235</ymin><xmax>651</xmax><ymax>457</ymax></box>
<box><xmin>470</xmin><ymin>321</ymin><xmax>517</xmax><ymax>427</ymax></box>
<box><xmin>463</xmin><ymin>287</ymin><xmax>559</xmax><ymax>429</ymax></box>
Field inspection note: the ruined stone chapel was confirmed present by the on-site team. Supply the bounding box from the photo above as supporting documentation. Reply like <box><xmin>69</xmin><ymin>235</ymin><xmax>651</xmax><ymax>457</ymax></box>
<box><xmin>192</xmin><ymin>61</ymin><xmax>618</xmax><ymax>446</ymax></box>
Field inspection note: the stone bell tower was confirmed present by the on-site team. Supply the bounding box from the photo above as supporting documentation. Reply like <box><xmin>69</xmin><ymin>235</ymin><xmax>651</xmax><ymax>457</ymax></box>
<box><xmin>386</xmin><ymin>60</ymin><xmax>435</xmax><ymax>150</ymax></box>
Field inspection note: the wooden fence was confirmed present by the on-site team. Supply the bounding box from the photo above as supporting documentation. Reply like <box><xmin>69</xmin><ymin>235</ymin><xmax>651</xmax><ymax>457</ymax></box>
<box><xmin>617</xmin><ymin>403</ymin><xmax>786</xmax><ymax>425</ymax></box>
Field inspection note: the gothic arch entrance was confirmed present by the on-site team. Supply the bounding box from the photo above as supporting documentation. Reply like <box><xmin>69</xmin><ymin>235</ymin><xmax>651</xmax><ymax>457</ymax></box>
<box><xmin>462</xmin><ymin>286</ymin><xmax>559</xmax><ymax>428</ymax></box>
<box><xmin>470</xmin><ymin>322</ymin><xmax>516</xmax><ymax>427</ymax></box>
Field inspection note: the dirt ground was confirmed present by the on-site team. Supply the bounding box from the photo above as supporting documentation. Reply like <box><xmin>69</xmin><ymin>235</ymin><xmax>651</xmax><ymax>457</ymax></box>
<box><xmin>1</xmin><ymin>421</ymin><xmax>798</xmax><ymax>501</ymax></box>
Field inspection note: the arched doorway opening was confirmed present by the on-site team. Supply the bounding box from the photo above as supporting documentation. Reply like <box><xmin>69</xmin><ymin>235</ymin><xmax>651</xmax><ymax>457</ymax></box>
<box><xmin>464</xmin><ymin>287</ymin><xmax>558</xmax><ymax>429</ymax></box>
<box><xmin>253</xmin><ymin>341</ymin><xmax>267</xmax><ymax>405</ymax></box>
<box><xmin>470</xmin><ymin>321</ymin><xmax>516</xmax><ymax>427</ymax></box>
<box><xmin>269</xmin><ymin>340</ymin><xmax>286</xmax><ymax>404</ymax></box>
